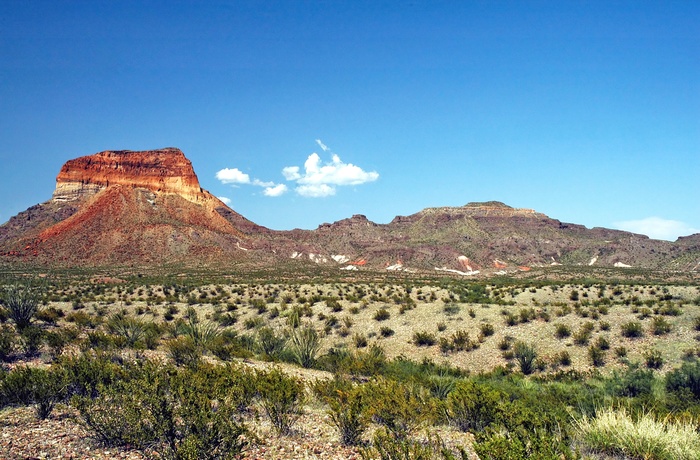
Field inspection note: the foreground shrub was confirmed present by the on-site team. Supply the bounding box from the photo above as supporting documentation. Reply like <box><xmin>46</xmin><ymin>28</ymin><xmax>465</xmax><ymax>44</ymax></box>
<box><xmin>364</xmin><ymin>378</ymin><xmax>434</xmax><ymax>439</ymax></box>
<box><xmin>0</xmin><ymin>365</ymin><xmax>67</xmax><ymax>419</ymax></box>
<box><xmin>315</xmin><ymin>376</ymin><xmax>369</xmax><ymax>446</ymax></box>
<box><xmin>621</xmin><ymin>321</ymin><xmax>644</xmax><ymax>338</ymax></box>
<box><xmin>72</xmin><ymin>362</ymin><xmax>249</xmax><ymax>458</ymax></box>
<box><xmin>255</xmin><ymin>367</ymin><xmax>305</xmax><ymax>436</ymax></box>
<box><xmin>361</xmin><ymin>430</ymin><xmax>469</xmax><ymax>460</ymax></box>
<box><xmin>575</xmin><ymin>407</ymin><xmax>700</xmax><ymax>460</ymax></box>
<box><xmin>666</xmin><ymin>360</ymin><xmax>700</xmax><ymax>400</ymax></box>
<box><xmin>446</xmin><ymin>380</ymin><xmax>504</xmax><ymax>432</ymax></box>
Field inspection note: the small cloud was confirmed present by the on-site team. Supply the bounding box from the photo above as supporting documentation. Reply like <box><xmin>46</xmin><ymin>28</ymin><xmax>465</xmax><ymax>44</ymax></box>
<box><xmin>263</xmin><ymin>184</ymin><xmax>288</xmax><ymax>197</ymax></box>
<box><xmin>614</xmin><ymin>217</ymin><xmax>699</xmax><ymax>241</ymax></box>
<box><xmin>316</xmin><ymin>139</ymin><xmax>330</xmax><ymax>152</ymax></box>
<box><xmin>216</xmin><ymin>168</ymin><xmax>250</xmax><ymax>185</ymax></box>
<box><xmin>217</xmin><ymin>196</ymin><xmax>232</xmax><ymax>205</ymax></box>
<box><xmin>252</xmin><ymin>179</ymin><xmax>275</xmax><ymax>187</ymax></box>
<box><xmin>282</xmin><ymin>141</ymin><xmax>379</xmax><ymax>197</ymax></box>
<box><xmin>296</xmin><ymin>184</ymin><xmax>336</xmax><ymax>197</ymax></box>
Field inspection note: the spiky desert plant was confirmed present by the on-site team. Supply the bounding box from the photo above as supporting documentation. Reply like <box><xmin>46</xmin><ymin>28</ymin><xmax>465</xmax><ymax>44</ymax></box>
<box><xmin>288</xmin><ymin>323</ymin><xmax>320</xmax><ymax>368</ymax></box>
<box><xmin>513</xmin><ymin>341</ymin><xmax>538</xmax><ymax>375</ymax></box>
<box><xmin>1</xmin><ymin>283</ymin><xmax>43</xmax><ymax>331</ymax></box>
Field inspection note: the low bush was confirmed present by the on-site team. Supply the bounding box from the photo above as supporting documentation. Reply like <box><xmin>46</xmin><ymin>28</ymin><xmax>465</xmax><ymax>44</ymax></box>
<box><xmin>255</xmin><ymin>367</ymin><xmax>305</xmax><ymax>436</ymax></box>
<box><xmin>413</xmin><ymin>331</ymin><xmax>437</xmax><ymax>347</ymax></box>
<box><xmin>364</xmin><ymin>377</ymin><xmax>434</xmax><ymax>439</ymax></box>
<box><xmin>621</xmin><ymin>321</ymin><xmax>644</xmax><ymax>338</ymax></box>
<box><xmin>315</xmin><ymin>376</ymin><xmax>369</xmax><ymax>446</ymax></box>
<box><xmin>446</xmin><ymin>380</ymin><xmax>503</xmax><ymax>432</ymax></box>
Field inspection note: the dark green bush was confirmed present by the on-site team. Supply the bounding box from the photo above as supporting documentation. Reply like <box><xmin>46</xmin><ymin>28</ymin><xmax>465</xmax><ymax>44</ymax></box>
<box><xmin>73</xmin><ymin>362</ymin><xmax>249</xmax><ymax>458</ymax></box>
<box><xmin>666</xmin><ymin>360</ymin><xmax>700</xmax><ymax>400</ymax></box>
<box><xmin>446</xmin><ymin>380</ymin><xmax>504</xmax><ymax>432</ymax></box>
<box><xmin>588</xmin><ymin>345</ymin><xmax>606</xmax><ymax>367</ymax></box>
<box><xmin>0</xmin><ymin>325</ymin><xmax>15</xmax><ymax>362</ymax></box>
<box><xmin>374</xmin><ymin>307</ymin><xmax>391</xmax><ymax>321</ymax></box>
<box><xmin>1</xmin><ymin>365</ymin><xmax>67</xmax><ymax>419</ymax></box>
<box><xmin>288</xmin><ymin>323</ymin><xmax>320</xmax><ymax>368</ymax></box>
<box><xmin>621</xmin><ymin>321</ymin><xmax>644</xmax><ymax>338</ymax></box>
<box><xmin>256</xmin><ymin>327</ymin><xmax>287</xmax><ymax>360</ymax></box>
<box><xmin>167</xmin><ymin>336</ymin><xmax>202</xmax><ymax>368</ymax></box>
<box><xmin>413</xmin><ymin>331</ymin><xmax>437</xmax><ymax>347</ymax></box>
<box><xmin>364</xmin><ymin>378</ymin><xmax>434</xmax><ymax>439</ymax></box>
<box><xmin>555</xmin><ymin>323</ymin><xmax>571</xmax><ymax>339</ymax></box>
<box><xmin>650</xmin><ymin>316</ymin><xmax>672</xmax><ymax>335</ymax></box>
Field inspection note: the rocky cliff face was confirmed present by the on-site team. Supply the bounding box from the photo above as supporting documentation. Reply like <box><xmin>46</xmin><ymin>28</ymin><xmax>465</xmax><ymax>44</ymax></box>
<box><xmin>52</xmin><ymin>148</ymin><xmax>205</xmax><ymax>204</ymax></box>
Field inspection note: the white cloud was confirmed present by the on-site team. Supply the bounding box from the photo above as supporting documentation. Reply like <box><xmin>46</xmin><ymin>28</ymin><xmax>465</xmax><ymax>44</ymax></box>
<box><xmin>614</xmin><ymin>217</ymin><xmax>700</xmax><ymax>241</ymax></box>
<box><xmin>263</xmin><ymin>184</ymin><xmax>288</xmax><ymax>197</ymax></box>
<box><xmin>216</xmin><ymin>140</ymin><xmax>378</xmax><ymax>199</ymax></box>
<box><xmin>294</xmin><ymin>152</ymin><xmax>378</xmax><ymax>186</ymax></box>
<box><xmin>316</xmin><ymin>139</ymin><xmax>330</xmax><ymax>152</ymax></box>
<box><xmin>281</xmin><ymin>142</ymin><xmax>379</xmax><ymax>198</ymax></box>
<box><xmin>216</xmin><ymin>168</ymin><xmax>250</xmax><ymax>184</ymax></box>
<box><xmin>282</xmin><ymin>166</ymin><xmax>301</xmax><ymax>181</ymax></box>
<box><xmin>217</xmin><ymin>196</ymin><xmax>232</xmax><ymax>205</ymax></box>
<box><xmin>296</xmin><ymin>184</ymin><xmax>336</xmax><ymax>197</ymax></box>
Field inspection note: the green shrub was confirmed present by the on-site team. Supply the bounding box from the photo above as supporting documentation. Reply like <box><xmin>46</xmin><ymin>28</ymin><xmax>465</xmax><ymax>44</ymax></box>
<box><xmin>362</xmin><ymin>430</ymin><xmax>469</xmax><ymax>460</ymax></box>
<box><xmin>1</xmin><ymin>365</ymin><xmax>67</xmax><ymax>419</ymax></box>
<box><xmin>666</xmin><ymin>360</ymin><xmax>700</xmax><ymax>400</ymax></box>
<box><xmin>588</xmin><ymin>345</ymin><xmax>606</xmax><ymax>367</ymax></box>
<box><xmin>480</xmin><ymin>323</ymin><xmax>495</xmax><ymax>337</ymax></box>
<box><xmin>413</xmin><ymin>331</ymin><xmax>437</xmax><ymax>347</ymax></box>
<box><xmin>446</xmin><ymin>380</ymin><xmax>504</xmax><ymax>432</ymax></box>
<box><xmin>651</xmin><ymin>316</ymin><xmax>672</xmax><ymax>335</ymax></box>
<box><xmin>256</xmin><ymin>327</ymin><xmax>287</xmax><ymax>360</ymax></box>
<box><xmin>380</xmin><ymin>326</ymin><xmax>395</xmax><ymax>337</ymax></box>
<box><xmin>73</xmin><ymin>363</ymin><xmax>249</xmax><ymax>458</ymax></box>
<box><xmin>167</xmin><ymin>336</ymin><xmax>202</xmax><ymax>368</ymax></box>
<box><xmin>621</xmin><ymin>321</ymin><xmax>644</xmax><ymax>338</ymax></box>
<box><xmin>374</xmin><ymin>307</ymin><xmax>391</xmax><ymax>321</ymax></box>
<box><xmin>364</xmin><ymin>378</ymin><xmax>434</xmax><ymax>439</ymax></box>
<box><xmin>255</xmin><ymin>367</ymin><xmax>305</xmax><ymax>436</ymax></box>
<box><xmin>645</xmin><ymin>349</ymin><xmax>664</xmax><ymax>369</ymax></box>
<box><xmin>19</xmin><ymin>325</ymin><xmax>44</xmax><ymax>357</ymax></box>
<box><xmin>555</xmin><ymin>323</ymin><xmax>571</xmax><ymax>339</ymax></box>
<box><xmin>0</xmin><ymin>325</ymin><xmax>15</xmax><ymax>362</ymax></box>
<box><xmin>315</xmin><ymin>376</ymin><xmax>369</xmax><ymax>446</ymax></box>
<box><xmin>608</xmin><ymin>364</ymin><xmax>655</xmax><ymax>398</ymax></box>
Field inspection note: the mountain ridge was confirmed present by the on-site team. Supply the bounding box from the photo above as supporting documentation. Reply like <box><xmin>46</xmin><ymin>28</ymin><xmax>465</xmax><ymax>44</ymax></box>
<box><xmin>1</xmin><ymin>148</ymin><xmax>698</xmax><ymax>273</ymax></box>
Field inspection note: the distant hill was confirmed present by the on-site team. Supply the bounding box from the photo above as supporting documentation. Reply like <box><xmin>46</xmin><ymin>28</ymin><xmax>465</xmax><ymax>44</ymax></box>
<box><xmin>1</xmin><ymin>148</ymin><xmax>698</xmax><ymax>274</ymax></box>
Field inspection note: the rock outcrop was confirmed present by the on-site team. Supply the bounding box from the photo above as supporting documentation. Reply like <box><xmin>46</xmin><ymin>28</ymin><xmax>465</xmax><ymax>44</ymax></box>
<box><xmin>52</xmin><ymin>148</ymin><xmax>205</xmax><ymax>204</ymax></box>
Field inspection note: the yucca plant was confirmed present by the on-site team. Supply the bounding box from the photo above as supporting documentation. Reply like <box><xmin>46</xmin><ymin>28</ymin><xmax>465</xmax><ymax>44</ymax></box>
<box><xmin>288</xmin><ymin>323</ymin><xmax>320</xmax><ymax>368</ymax></box>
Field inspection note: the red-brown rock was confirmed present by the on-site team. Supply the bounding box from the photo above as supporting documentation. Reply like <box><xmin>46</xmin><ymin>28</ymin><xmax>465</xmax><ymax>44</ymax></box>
<box><xmin>52</xmin><ymin>148</ymin><xmax>205</xmax><ymax>204</ymax></box>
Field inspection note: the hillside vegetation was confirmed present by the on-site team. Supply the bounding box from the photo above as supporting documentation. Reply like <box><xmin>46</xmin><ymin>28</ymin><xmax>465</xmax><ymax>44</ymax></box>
<box><xmin>1</xmin><ymin>269</ymin><xmax>700</xmax><ymax>459</ymax></box>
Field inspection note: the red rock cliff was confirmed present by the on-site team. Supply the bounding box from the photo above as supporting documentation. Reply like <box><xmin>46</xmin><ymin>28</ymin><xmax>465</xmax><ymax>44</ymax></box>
<box><xmin>52</xmin><ymin>148</ymin><xmax>205</xmax><ymax>203</ymax></box>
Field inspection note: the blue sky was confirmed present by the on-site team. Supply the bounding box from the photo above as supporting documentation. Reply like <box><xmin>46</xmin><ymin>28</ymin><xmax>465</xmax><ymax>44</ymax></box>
<box><xmin>1</xmin><ymin>1</ymin><xmax>698</xmax><ymax>240</ymax></box>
